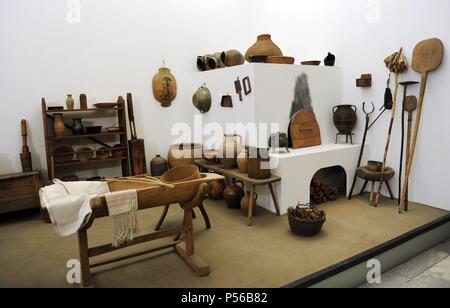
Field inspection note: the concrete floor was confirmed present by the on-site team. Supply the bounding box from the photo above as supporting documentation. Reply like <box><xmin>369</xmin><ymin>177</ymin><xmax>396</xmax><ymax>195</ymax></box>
<box><xmin>361</xmin><ymin>239</ymin><xmax>450</xmax><ymax>288</ymax></box>
<box><xmin>0</xmin><ymin>195</ymin><xmax>448</xmax><ymax>288</ymax></box>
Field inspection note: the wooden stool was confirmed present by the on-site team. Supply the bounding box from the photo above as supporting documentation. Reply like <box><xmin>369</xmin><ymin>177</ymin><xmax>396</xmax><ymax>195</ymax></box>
<box><xmin>356</xmin><ymin>166</ymin><xmax>395</xmax><ymax>207</ymax></box>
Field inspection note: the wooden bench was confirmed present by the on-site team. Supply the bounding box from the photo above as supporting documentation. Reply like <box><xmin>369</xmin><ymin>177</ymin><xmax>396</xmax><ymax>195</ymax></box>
<box><xmin>195</xmin><ymin>160</ymin><xmax>281</xmax><ymax>226</ymax></box>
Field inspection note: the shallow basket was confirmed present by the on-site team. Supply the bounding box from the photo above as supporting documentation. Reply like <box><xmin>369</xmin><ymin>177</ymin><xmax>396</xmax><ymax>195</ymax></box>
<box><xmin>288</xmin><ymin>212</ymin><xmax>326</xmax><ymax>237</ymax></box>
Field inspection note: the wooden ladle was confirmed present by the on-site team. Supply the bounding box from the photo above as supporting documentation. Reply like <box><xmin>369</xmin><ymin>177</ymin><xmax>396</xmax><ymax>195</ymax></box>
<box><xmin>399</xmin><ymin>38</ymin><xmax>444</xmax><ymax>213</ymax></box>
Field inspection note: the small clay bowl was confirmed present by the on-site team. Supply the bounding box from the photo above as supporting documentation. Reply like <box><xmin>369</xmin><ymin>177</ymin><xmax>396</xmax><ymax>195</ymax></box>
<box><xmin>96</xmin><ymin>147</ymin><xmax>110</xmax><ymax>160</ymax></box>
<box><xmin>367</xmin><ymin>161</ymin><xmax>383</xmax><ymax>172</ymax></box>
<box><xmin>76</xmin><ymin>148</ymin><xmax>94</xmax><ymax>162</ymax></box>
<box><xmin>111</xmin><ymin>144</ymin><xmax>127</xmax><ymax>159</ymax></box>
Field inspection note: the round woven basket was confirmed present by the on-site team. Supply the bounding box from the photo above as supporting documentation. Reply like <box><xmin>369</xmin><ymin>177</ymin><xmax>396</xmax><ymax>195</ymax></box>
<box><xmin>161</xmin><ymin>164</ymin><xmax>201</xmax><ymax>184</ymax></box>
<box><xmin>288</xmin><ymin>212</ymin><xmax>326</xmax><ymax>237</ymax></box>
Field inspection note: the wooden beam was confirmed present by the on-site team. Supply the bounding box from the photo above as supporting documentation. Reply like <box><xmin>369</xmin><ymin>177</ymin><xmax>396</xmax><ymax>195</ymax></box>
<box><xmin>175</xmin><ymin>243</ymin><xmax>210</xmax><ymax>277</ymax></box>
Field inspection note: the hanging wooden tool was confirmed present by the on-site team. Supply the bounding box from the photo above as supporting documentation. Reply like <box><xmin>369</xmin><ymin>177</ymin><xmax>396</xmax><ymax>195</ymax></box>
<box><xmin>127</xmin><ymin>93</ymin><xmax>147</xmax><ymax>176</ymax></box>
<box><xmin>234</xmin><ymin>77</ymin><xmax>243</xmax><ymax>101</ymax></box>
<box><xmin>375</xmin><ymin>48</ymin><xmax>408</xmax><ymax>207</ymax></box>
<box><xmin>398</xmin><ymin>82</ymin><xmax>419</xmax><ymax>208</ymax></box>
<box><xmin>348</xmin><ymin>102</ymin><xmax>374</xmax><ymax>199</ymax></box>
<box><xmin>399</xmin><ymin>38</ymin><xmax>444</xmax><ymax>213</ymax></box>
<box><xmin>20</xmin><ymin>119</ymin><xmax>33</xmax><ymax>172</ymax></box>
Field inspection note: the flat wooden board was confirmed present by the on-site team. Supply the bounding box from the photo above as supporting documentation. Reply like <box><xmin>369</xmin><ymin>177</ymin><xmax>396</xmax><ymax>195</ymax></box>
<box><xmin>289</xmin><ymin>110</ymin><xmax>322</xmax><ymax>149</ymax></box>
<box><xmin>412</xmin><ymin>38</ymin><xmax>444</xmax><ymax>73</ymax></box>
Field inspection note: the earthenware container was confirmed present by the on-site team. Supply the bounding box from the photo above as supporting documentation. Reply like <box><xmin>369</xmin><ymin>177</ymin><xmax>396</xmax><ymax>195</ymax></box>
<box><xmin>333</xmin><ymin>105</ymin><xmax>357</xmax><ymax>134</ymax></box>
<box><xmin>209</xmin><ymin>180</ymin><xmax>225</xmax><ymax>200</ymax></box>
<box><xmin>71</xmin><ymin>118</ymin><xmax>84</xmax><ymax>135</ymax></box>
<box><xmin>219</xmin><ymin>134</ymin><xmax>243</xmax><ymax>169</ymax></box>
<box><xmin>76</xmin><ymin>148</ymin><xmax>94</xmax><ymax>162</ymax></box>
<box><xmin>150</xmin><ymin>155</ymin><xmax>169</xmax><ymax>176</ymax></box>
<box><xmin>193</xmin><ymin>85</ymin><xmax>212</xmax><ymax>113</ymax></box>
<box><xmin>221</xmin><ymin>50</ymin><xmax>245</xmax><ymax>67</ymax></box>
<box><xmin>224</xmin><ymin>179</ymin><xmax>245</xmax><ymax>209</ymax></box>
<box><xmin>152</xmin><ymin>67</ymin><xmax>177</xmax><ymax>108</ymax></box>
<box><xmin>245</xmin><ymin>34</ymin><xmax>283</xmax><ymax>62</ymax></box>
<box><xmin>53</xmin><ymin>113</ymin><xmax>65</xmax><ymax>137</ymax></box>
<box><xmin>324</xmin><ymin>52</ymin><xmax>336</xmax><ymax>66</ymax></box>
<box><xmin>66</xmin><ymin>94</ymin><xmax>74</xmax><ymax>110</ymax></box>
<box><xmin>241</xmin><ymin>191</ymin><xmax>258</xmax><ymax>215</ymax></box>
<box><xmin>96</xmin><ymin>147</ymin><xmax>110</xmax><ymax>160</ymax></box>
<box><xmin>248</xmin><ymin>147</ymin><xmax>271</xmax><ymax>180</ymax></box>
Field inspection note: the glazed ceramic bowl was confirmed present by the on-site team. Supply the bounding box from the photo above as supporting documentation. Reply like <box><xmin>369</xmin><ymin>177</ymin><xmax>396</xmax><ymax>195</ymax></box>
<box><xmin>301</xmin><ymin>60</ymin><xmax>321</xmax><ymax>66</ymax></box>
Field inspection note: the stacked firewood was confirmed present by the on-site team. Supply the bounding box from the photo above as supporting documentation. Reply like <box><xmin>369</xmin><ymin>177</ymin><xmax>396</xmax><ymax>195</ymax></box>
<box><xmin>310</xmin><ymin>179</ymin><xmax>339</xmax><ymax>205</ymax></box>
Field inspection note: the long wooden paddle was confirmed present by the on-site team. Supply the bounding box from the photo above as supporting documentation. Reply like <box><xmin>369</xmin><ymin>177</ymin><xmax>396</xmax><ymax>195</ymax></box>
<box><xmin>399</xmin><ymin>38</ymin><xmax>444</xmax><ymax>213</ymax></box>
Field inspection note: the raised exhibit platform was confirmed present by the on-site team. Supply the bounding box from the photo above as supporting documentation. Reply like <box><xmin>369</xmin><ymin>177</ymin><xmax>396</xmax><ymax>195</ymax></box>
<box><xmin>197</xmin><ymin>64</ymin><xmax>368</xmax><ymax>212</ymax></box>
<box><xmin>0</xmin><ymin>197</ymin><xmax>447</xmax><ymax>287</ymax></box>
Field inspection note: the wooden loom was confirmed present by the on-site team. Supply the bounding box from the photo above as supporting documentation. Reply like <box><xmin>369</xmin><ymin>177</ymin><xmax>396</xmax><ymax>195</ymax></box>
<box><xmin>42</xmin><ymin>173</ymin><xmax>223</xmax><ymax>288</ymax></box>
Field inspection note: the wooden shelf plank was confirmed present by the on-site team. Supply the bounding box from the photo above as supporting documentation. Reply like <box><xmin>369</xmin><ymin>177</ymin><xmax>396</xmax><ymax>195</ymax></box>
<box><xmin>48</xmin><ymin>132</ymin><xmax>125</xmax><ymax>141</ymax></box>
<box><xmin>55</xmin><ymin>157</ymin><xmax>128</xmax><ymax>168</ymax></box>
<box><xmin>46</xmin><ymin>107</ymin><xmax>122</xmax><ymax>113</ymax></box>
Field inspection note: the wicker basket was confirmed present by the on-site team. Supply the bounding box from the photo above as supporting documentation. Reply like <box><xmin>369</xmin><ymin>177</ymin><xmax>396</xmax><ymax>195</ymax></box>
<box><xmin>288</xmin><ymin>209</ymin><xmax>326</xmax><ymax>237</ymax></box>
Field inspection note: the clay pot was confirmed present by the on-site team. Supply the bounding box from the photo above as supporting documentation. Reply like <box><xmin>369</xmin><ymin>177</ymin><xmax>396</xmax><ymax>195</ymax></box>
<box><xmin>150</xmin><ymin>155</ymin><xmax>169</xmax><ymax>176</ymax></box>
<box><xmin>72</xmin><ymin>118</ymin><xmax>84</xmax><ymax>135</ymax></box>
<box><xmin>80</xmin><ymin>94</ymin><xmax>88</xmax><ymax>110</ymax></box>
<box><xmin>206</xmin><ymin>53</ymin><xmax>225</xmax><ymax>70</ymax></box>
<box><xmin>269</xmin><ymin>132</ymin><xmax>289</xmax><ymax>149</ymax></box>
<box><xmin>219</xmin><ymin>134</ymin><xmax>243</xmax><ymax>169</ymax></box>
<box><xmin>111</xmin><ymin>144</ymin><xmax>127</xmax><ymax>159</ymax></box>
<box><xmin>241</xmin><ymin>191</ymin><xmax>258</xmax><ymax>215</ymax></box>
<box><xmin>197</xmin><ymin>56</ymin><xmax>208</xmax><ymax>71</ymax></box>
<box><xmin>324</xmin><ymin>52</ymin><xmax>336</xmax><ymax>66</ymax></box>
<box><xmin>96</xmin><ymin>147</ymin><xmax>110</xmax><ymax>160</ymax></box>
<box><xmin>53</xmin><ymin>113</ymin><xmax>65</xmax><ymax>137</ymax></box>
<box><xmin>66</xmin><ymin>95</ymin><xmax>74</xmax><ymax>110</ymax></box>
<box><xmin>168</xmin><ymin>143</ymin><xmax>203</xmax><ymax>169</ymax></box>
<box><xmin>245</xmin><ymin>34</ymin><xmax>283</xmax><ymax>62</ymax></box>
<box><xmin>209</xmin><ymin>180</ymin><xmax>225</xmax><ymax>200</ymax></box>
<box><xmin>333</xmin><ymin>105</ymin><xmax>357</xmax><ymax>134</ymax></box>
<box><xmin>248</xmin><ymin>148</ymin><xmax>272</xmax><ymax>180</ymax></box>
<box><xmin>237</xmin><ymin>149</ymin><xmax>248</xmax><ymax>173</ymax></box>
<box><xmin>193</xmin><ymin>85</ymin><xmax>212</xmax><ymax>113</ymax></box>
<box><xmin>224</xmin><ymin>179</ymin><xmax>245</xmax><ymax>209</ymax></box>
<box><xmin>221</xmin><ymin>50</ymin><xmax>245</xmax><ymax>67</ymax></box>
<box><xmin>76</xmin><ymin>148</ymin><xmax>94</xmax><ymax>162</ymax></box>
<box><xmin>152</xmin><ymin>67</ymin><xmax>177</xmax><ymax>108</ymax></box>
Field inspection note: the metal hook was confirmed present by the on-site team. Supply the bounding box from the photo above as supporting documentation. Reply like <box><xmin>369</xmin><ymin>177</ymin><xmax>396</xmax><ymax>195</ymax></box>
<box><xmin>363</xmin><ymin>101</ymin><xmax>375</xmax><ymax>115</ymax></box>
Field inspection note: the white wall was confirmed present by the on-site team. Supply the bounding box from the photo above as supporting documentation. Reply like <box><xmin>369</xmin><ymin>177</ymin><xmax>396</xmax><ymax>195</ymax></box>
<box><xmin>0</xmin><ymin>0</ymin><xmax>449</xmax><ymax>210</ymax></box>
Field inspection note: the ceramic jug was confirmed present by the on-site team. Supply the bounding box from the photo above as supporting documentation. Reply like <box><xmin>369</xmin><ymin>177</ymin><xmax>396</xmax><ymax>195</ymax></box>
<box><xmin>241</xmin><ymin>191</ymin><xmax>258</xmax><ymax>215</ymax></box>
<box><xmin>223</xmin><ymin>179</ymin><xmax>245</xmax><ymax>209</ymax></box>
<box><xmin>72</xmin><ymin>118</ymin><xmax>84</xmax><ymax>135</ymax></box>
<box><xmin>53</xmin><ymin>113</ymin><xmax>65</xmax><ymax>138</ymax></box>
<box><xmin>209</xmin><ymin>180</ymin><xmax>225</xmax><ymax>200</ymax></box>
<box><xmin>66</xmin><ymin>95</ymin><xmax>74</xmax><ymax>110</ymax></box>
<box><xmin>152</xmin><ymin>67</ymin><xmax>177</xmax><ymax>108</ymax></box>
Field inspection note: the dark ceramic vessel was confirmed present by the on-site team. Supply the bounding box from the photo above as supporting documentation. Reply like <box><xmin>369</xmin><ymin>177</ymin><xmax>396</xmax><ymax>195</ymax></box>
<box><xmin>333</xmin><ymin>105</ymin><xmax>357</xmax><ymax>134</ymax></box>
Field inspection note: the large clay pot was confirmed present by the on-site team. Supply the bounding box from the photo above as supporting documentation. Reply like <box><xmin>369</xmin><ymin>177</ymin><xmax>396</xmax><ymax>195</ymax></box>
<box><xmin>193</xmin><ymin>85</ymin><xmax>212</xmax><ymax>113</ymax></box>
<box><xmin>241</xmin><ymin>191</ymin><xmax>258</xmax><ymax>215</ymax></box>
<box><xmin>219</xmin><ymin>134</ymin><xmax>243</xmax><ymax>169</ymax></box>
<box><xmin>248</xmin><ymin>148</ymin><xmax>272</xmax><ymax>180</ymax></box>
<box><xmin>245</xmin><ymin>34</ymin><xmax>283</xmax><ymax>62</ymax></box>
<box><xmin>209</xmin><ymin>180</ymin><xmax>225</xmax><ymax>200</ymax></box>
<box><xmin>152</xmin><ymin>67</ymin><xmax>177</xmax><ymax>108</ymax></box>
<box><xmin>224</xmin><ymin>179</ymin><xmax>245</xmax><ymax>209</ymax></box>
<box><xmin>72</xmin><ymin>118</ymin><xmax>84</xmax><ymax>135</ymax></box>
<box><xmin>333</xmin><ymin>105</ymin><xmax>357</xmax><ymax>134</ymax></box>
<box><xmin>168</xmin><ymin>143</ymin><xmax>203</xmax><ymax>168</ymax></box>
<box><xmin>66</xmin><ymin>94</ymin><xmax>74</xmax><ymax>110</ymax></box>
<box><xmin>53</xmin><ymin>113</ymin><xmax>65</xmax><ymax>137</ymax></box>
<box><xmin>150</xmin><ymin>155</ymin><xmax>169</xmax><ymax>176</ymax></box>
<box><xmin>221</xmin><ymin>50</ymin><xmax>245</xmax><ymax>67</ymax></box>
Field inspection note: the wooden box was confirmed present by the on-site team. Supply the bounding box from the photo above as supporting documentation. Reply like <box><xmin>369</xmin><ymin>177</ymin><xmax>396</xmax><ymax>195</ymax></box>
<box><xmin>0</xmin><ymin>171</ymin><xmax>43</xmax><ymax>214</ymax></box>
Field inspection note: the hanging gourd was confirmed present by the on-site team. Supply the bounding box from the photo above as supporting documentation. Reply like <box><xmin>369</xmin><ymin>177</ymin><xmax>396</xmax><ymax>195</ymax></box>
<box><xmin>193</xmin><ymin>84</ymin><xmax>212</xmax><ymax>114</ymax></box>
<box><xmin>152</xmin><ymin>66</ymin><xmax>177</xmax><ymax>108</ymax></box>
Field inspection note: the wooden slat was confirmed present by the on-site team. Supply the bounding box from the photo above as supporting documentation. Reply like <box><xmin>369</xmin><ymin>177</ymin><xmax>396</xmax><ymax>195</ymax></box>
<box><xmin>90</xmin><ymin>242</ymin><xmax>179</xmax><ymax>269</ymax></box>
<box><xmin>88</xmin><ymin>227</ymin><xmax>184</xmax><ymax>257</ymax></box>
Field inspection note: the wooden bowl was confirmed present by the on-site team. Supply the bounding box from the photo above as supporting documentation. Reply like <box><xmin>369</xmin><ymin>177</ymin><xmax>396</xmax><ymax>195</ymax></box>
<box><xmin>52</xmin><ymin>145</ymin><xmax>74</xmax><ymax>164</ymax></box>
<box><xmin>367</xmin><ymin>160</ymin><xmax>383</xmax><ymax>172</ymax></box>
<box><xmin>76</xmin><ymin>148</ymin><xmax>94</xmax><ymax>162</ymax></box>
<box><xmin>111</xmin><ymin>144</ymin><xmax>127</xmax><ymax>159</ymax></box>
<box><xmin>267</xmin><ymin>56</ymin><xmax>295</xmax><ymax>64</ymax></box>
<box><xmin>96</xmin><ymin>147</ymin><xmax>110</xmax><ymax>160</ymax></box>
<box><xmin>301</xmin><ymin>60</ymin><xmax>321</xmax><ymax>66</ymax></box>
<box><xmin>94</xmin><ymin>103</ymin><xmax>117</xmax><ymax>109</ymax></box>
<box><xmin>105</xmin><ymin>127</ymin><xmax>121</xmax><ymax>133</ymax></box>
<box><xmin>161</xmin><ymin>164</ymin><xmax>201</xmax><ymax>184</ymax></box>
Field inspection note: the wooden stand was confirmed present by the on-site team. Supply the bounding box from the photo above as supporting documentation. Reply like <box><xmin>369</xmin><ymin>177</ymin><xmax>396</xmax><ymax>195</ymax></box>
<box><xmin>77</xmin><ymin>183</ymin><xmax>211</xmax><ymax>288</ymax></box>
<box><xmin>41</xmin><ymin>97</ymin><xmax>131</xmax><ymax>181</ymax></box>
<box><xmin>195</xmin><ymin>160</ymin><xmax>281</xmax><ymax>226</ymax></box>
<box><xmin>356</xmin><ymin>166</ymin><xmax>395</xmax><ymax>207</ymax></box>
